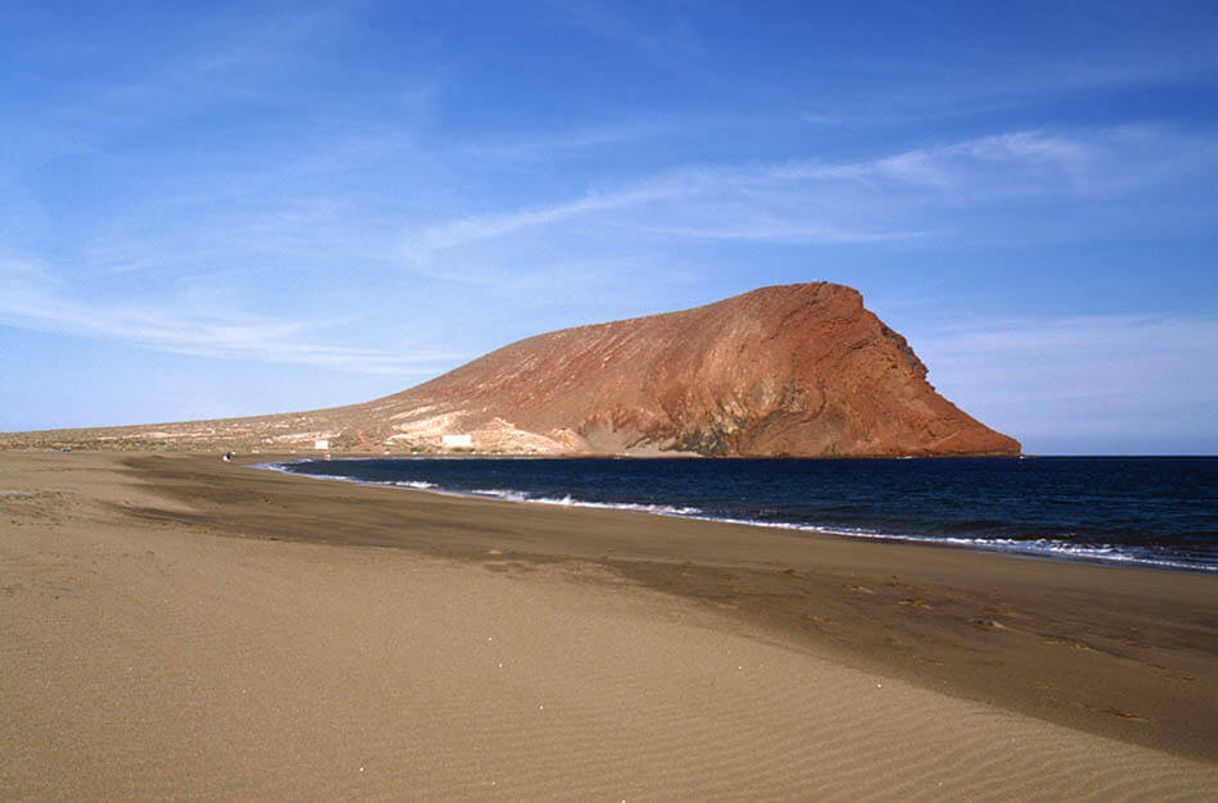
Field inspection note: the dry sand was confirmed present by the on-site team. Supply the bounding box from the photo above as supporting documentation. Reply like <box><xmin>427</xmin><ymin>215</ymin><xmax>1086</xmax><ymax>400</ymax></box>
<box><xmin>2</xmin><ymin>451</ymin><xmax>1216</xmax><ymax>800</ymax></box>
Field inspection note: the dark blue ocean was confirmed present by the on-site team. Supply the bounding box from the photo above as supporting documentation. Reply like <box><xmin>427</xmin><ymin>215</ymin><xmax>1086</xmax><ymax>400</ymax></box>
<box><xmin>267</xmin><ymin>457</ymin><xmax>1218</xmax><ymax>573</ymax></box>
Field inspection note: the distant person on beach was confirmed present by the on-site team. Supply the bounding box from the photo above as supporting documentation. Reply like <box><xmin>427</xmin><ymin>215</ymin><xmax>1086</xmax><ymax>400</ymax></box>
<box><xmin>222</xmin><ymin>451</ymin><xmax>235</xmax><ymax>462</ymax></box>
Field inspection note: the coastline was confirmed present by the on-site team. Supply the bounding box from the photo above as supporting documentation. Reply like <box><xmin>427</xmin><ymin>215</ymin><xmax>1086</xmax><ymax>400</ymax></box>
<box><xmin>259</xmin><ymin>456</ymin><xmax>1217</xmax><ymax>574</ymax></box>
<box><xmin>3</xmin><ymin>451</ymin><xmax>1216</xmax><ymax>798</ymax></box>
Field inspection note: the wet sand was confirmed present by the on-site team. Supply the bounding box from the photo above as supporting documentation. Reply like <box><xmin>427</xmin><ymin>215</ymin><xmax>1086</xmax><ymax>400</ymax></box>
<box><xmin>2</xmin><ymin>451</ymin><xmax>1216</xmax><ymax>799</ymax></box>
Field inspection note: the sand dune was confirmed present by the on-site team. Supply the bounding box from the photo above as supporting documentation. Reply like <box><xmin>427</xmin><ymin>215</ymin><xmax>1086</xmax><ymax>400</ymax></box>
<box><xmin>2</xmin><ymin>452</ymin><xmax>1214</xmax><ymax>799</ymax></box>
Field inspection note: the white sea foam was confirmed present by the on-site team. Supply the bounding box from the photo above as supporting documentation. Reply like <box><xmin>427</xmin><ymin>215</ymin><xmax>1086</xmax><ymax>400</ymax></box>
<box><xmin>531</xmin><ymin>495</ymin><xmax>702</xmax><ymax>516</ymax></box>
<box><xmin>395</xmin><ymin>480</ymin><xmax>438</xmax><ymax>489</ymax></box>
<box><xmin>254</xmin><ymin>461</ymin><xmax>294</xmax><ymax>473</ymax></box>
<box><xmin>463</xmin><ymin>488</ymin><xmax>702</xmax><ymax>515</ymax></box>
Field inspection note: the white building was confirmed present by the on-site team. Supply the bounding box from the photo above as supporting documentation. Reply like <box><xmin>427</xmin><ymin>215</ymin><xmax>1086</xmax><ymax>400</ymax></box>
<box><xmin>314</xmin><ymin>439</ymin><xmax>330</xmax><ymax>450</ymax></box>
<box><xmin>441</xmin><ymin>434</ymin><xmax>473</xmax><ymax>449</ymax></box>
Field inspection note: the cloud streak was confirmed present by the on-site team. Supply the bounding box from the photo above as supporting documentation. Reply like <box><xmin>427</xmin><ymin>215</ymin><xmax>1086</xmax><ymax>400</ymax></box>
<box><xmin>403</xmin><ymin>125</ymin><xmax>1218</xmax><ymax>262</ymax></box>
<box><xmin>915</xmin><ymin>314</ymin><xmax>1218</xmax><ymax>453</ymax></box>
<box><xmin>0</xmin><ymin>259</ymin><xmax>460</xmax><ymax>376</ymax></box>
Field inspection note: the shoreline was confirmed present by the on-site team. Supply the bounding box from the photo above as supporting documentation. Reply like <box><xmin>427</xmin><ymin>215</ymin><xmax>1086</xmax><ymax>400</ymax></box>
<box><xmin>142</xmin><ymin>453</ymin><xmax>1218</xmax><ymax>760</ymax></box>
<box><xmin>4</xmin><ymin>450</ymin><xmax>1216</xmax><ymax>797</ymax></box>
<box><xmin>257</xmin><ymin>455</ymin><xmax>1217</xmax><ymax>575</ymax></box>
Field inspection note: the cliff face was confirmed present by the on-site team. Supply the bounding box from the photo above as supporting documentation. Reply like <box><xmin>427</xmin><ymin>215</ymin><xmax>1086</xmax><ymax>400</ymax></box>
<box><xmin>2</xmin><ymin>283</ymin><xmax>1020</xmax><ymax>457</ymax></box>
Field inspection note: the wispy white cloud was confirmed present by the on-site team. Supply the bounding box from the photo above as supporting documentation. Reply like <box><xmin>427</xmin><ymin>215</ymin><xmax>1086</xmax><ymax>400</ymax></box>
<box><xmin>633</xmin><ymin>222</ymin><xmax>929</xmax><ymax>244</ymax></box>
<box><xmin>766</xmin><ymin>127</ymin><xmax>1212</xmax><ymax>198</ymax></box>
<box><xmin>914</xmin><ymin>314</ymin><xmax>1218</xmax><ymax>453</ymax></box>
<box><xmin>453</xmin><ymin>119</ymin><xmax>684</xmax><ymax>162</ymax></box>
<box><xmin>403</xmin><ymin>125</ymin><xmax>1218</xmax><ymax>262</ymax></box>
<box><xmin>2</xmin><ymin>6</ymin><xmax>362</xmax><ymax>167</ymax></box>
<box><xmin>404</xmin><ymin>182</ymin><xmax>685</xmax><ymax>257</ymax></box>
<box><xmin>0</xmin><ymin>259</ymin><xmax>460</xmax><ymax>376</ymax></box>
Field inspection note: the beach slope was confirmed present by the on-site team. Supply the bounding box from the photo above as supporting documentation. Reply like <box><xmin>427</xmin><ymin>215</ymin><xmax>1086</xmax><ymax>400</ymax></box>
<box><xmin>2</xmin><ymin>452</ymin><xmax>1214</xmax><ymax>799</ymax></box>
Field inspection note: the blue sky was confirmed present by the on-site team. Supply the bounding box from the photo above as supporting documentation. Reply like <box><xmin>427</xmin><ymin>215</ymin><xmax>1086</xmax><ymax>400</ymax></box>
<box><xmin>2</xmin><ymin>0</ymin><xmax>1216</xmax><ymax>454</ymax></box>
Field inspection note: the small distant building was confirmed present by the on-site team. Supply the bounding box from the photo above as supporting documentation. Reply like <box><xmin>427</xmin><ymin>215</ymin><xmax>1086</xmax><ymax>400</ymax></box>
<box><xmin>314</xmin><ymin>439</ymin><xmax>330</xmax><ymax>450</ymax></box>
<box><xmin>441</xmin><ymin>434</ymin><xmax>473</xmax><ymax>449</ymax></box>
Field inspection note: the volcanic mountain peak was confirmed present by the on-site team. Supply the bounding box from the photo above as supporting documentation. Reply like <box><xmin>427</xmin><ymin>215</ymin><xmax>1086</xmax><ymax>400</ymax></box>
<box><xmin>2</xmin><ymin>282</ymin><xmax>1020</xmax><ymax>457</ymax></box>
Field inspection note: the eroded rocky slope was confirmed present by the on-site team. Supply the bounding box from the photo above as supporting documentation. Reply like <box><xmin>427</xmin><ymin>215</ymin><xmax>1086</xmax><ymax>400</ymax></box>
<box><xmin>2</xmin><ymin>283</ymin><xmax>1020</xmax><ymax>457</ymax></box>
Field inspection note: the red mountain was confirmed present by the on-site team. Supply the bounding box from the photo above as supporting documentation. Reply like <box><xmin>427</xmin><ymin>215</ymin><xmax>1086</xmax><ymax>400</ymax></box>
<box><xmin>2</xmin><ymin>283</ymin><xmax>1020</xmax><ymax>457</ymax></box>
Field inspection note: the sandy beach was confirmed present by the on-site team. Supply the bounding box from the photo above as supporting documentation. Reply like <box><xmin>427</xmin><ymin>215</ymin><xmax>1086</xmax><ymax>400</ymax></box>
<box><xmin>2</xmin><ymin>451</ymin><xmax>1216</xmax><ymax>799</ymax></box>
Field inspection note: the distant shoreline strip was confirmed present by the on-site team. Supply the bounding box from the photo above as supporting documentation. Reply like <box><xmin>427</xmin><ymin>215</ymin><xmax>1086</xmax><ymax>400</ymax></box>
<box><xmin>253</xmin><ymin>461</ymin><xmax>1216</xmax><ymax>574</ymax></box>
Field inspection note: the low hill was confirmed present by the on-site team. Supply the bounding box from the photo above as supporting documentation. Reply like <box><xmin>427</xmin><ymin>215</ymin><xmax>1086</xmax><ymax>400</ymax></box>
<box><xmin>1</xmin><ymin>283</ymin><xmax>1020</xmax><ymax>457</ymax></box>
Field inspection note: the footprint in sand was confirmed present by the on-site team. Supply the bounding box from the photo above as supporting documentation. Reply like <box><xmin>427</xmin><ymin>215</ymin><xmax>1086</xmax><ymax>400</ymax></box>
<box><xmin>971</xmin><ymin>618</ymin><xmax>1007</xmax><ymax>630</ymax></box>
<box><xmin>1082</xmin><ymin>703</ymin><xmax>1148</xmax><ymax>723</ymax></box>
